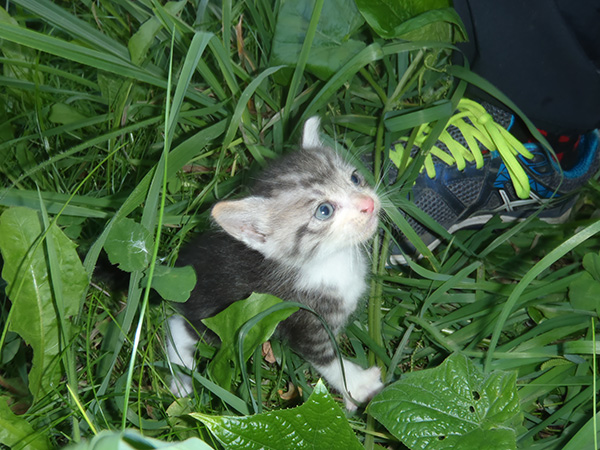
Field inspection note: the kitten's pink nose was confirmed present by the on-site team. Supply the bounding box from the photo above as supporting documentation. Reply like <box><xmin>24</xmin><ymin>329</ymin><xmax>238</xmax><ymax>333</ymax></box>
<box><xmin>358</xmin><ymin>196</ymin><xmax>375</xmax><ymax>214</ymax></box>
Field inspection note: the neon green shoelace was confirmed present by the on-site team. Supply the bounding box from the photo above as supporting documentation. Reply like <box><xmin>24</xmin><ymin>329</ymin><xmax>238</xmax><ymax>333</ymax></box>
<box><xmin>394</xmin><ymin>98</ymin><xmax>534</xmax><ymax>199</ymax></box>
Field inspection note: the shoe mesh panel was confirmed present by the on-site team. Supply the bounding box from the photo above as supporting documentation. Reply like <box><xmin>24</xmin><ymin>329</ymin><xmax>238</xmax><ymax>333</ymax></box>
<box><xmin>415</xmin><ymin>189</ymin><xmax>457</xmax><ymax>228</ymax></box>
<box><xmin>503</xmin><ymin>180</ymin><xmax>518</xmax><ymax>199</ymax></box>
<box><xmin>407</xmin><ymin>217</ymin><xmax>427</xmax><ymax>237</ymax></box>
<box><xmin>446</xmin><ymin>177</ymin><xmax>484</xmax><ymax>207</ymax></box>
<box><xmin>481</xmin><ymin>102</ymin><xmax>512</xmax><ymax>129</ymax></box>
<box><xmin>484</xmin><ymin>191</ymin><xmax>503</xmax><ymax>210</ymax></box>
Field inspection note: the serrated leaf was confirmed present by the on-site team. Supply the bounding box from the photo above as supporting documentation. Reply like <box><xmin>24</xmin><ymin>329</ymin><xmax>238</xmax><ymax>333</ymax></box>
<box><xmin>104</xmin><ymin>217</ymin><xmax>153</xmax><ymax>272</ymax></box>
<box><xmin>149</xmin><ymin>265</ymin><xmax>197</xmax><ymax>303</ymax></box>
<box><xmin>202</xmin><ymin>293</ymin><xmax>298</xmax><ymax>390</ymax></box>
<box><xmin>540</xmin><ymin>358</ymin><xmax>574</xmax><ymax>371</ymax></box>
<box><xmin>0</xmin><ymin>207</ymin><xmax>88</xmax><ymax>401</ymax></box>
<box><xmin>190</xmin><ymin>380</ymin><xmax>363</xmax><ymax>450</ymax></box>
<box><xmin>270</xmin><ymin>0</ymin><xmax>365</xmax><ymax>81</ymax></box>
<box><xmin>0</xmin><ymin>396</ymin><xmax>50</xmax><ymax>450</ymax></box>
<box><xmin>369</xmin><ymin>353</ymin><xmax>521</xmax><ymax>450</ymax></box>
<box><xmin>432</xmin><ymin>428</ymin><xmax>517</xmax><ymax>450</ymax></box>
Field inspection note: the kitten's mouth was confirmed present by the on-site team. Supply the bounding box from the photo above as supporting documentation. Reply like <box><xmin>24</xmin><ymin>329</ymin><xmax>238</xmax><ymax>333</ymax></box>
<box><xmin>361</xmin><ymin>208</ymin><xmax>380</xmax><ymax>239</ymax></box>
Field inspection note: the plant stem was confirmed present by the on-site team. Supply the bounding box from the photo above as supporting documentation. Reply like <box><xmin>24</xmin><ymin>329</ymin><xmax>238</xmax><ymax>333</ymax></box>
<box><xmin>121</xmin><ymin>32</ymin><xmax>174</xmax><ymax>431</ymax></box>
<box><xmin>593</xmin><ymin>317</ymin><xmax>597</xmax><ymax>450</ymax></box>
<box><xmin>365</xmin><ymin>108</ymin><xmax>388</xmax><ymax>450</ymax></box>
<box><xmin>366</xmin><ymin>50</ymin><xmax>427</xmax><ymax>447</ymax></box>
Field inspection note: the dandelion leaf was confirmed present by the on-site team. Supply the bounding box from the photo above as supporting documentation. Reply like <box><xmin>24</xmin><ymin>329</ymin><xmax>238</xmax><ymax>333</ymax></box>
<box><xmin>0</xmin><ymin>207</ymin><xmax>88</xmax><ymax>402</ymax></box>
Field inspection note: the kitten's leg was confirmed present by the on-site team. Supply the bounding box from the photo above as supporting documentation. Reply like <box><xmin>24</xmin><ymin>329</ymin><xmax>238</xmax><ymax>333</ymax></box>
<box><xmin>284</xmin><ymin>312</ymin><xmax>383</xmax><ymax>410</ymax></box>
<box><xmin>166</xmin><ymin>315</ymin><xmax>197</xmax><ymax>396</ymax></box>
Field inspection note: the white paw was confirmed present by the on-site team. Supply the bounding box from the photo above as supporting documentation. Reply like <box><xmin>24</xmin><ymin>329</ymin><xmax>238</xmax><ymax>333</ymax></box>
<box><xmin>314</xmin><ymin>359</ymin><xmax>385</xmax><ymax>411</ymax></box>
<box><xmin>344</xmin><ymin>366</ymin><xmax>384</xmax><ymax>411</ymax></box>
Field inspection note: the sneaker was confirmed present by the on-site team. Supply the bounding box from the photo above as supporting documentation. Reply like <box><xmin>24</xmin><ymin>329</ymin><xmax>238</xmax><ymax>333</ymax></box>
<box><xmin>388</xmin><ymin>98</ymin><xmax>600</xmax><ymax>265</ymax></box>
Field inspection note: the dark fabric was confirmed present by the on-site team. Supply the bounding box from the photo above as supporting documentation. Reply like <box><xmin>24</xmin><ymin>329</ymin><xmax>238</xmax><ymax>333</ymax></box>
<box><xmin>453</xmin><ymin>0</ymin><xmax>600</xmax><ymax>134</ymax></box>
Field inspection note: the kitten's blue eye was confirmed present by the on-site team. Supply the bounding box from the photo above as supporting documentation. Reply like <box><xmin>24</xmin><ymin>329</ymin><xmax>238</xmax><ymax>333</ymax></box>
<box><xmin>351</xmin><ymin>171</ymin><xmax>362</xmax><ymax>186</ymax></box>
<box><xmin>315</xmin><ymin>202</ymin><xmax>334</xmax><ymax>220</ymax></box>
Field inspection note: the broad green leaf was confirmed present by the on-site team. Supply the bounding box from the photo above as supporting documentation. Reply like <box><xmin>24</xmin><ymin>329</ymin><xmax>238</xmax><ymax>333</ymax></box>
<box><xmin>582</xmin><ymin>251</ymin><xmax>600</xmax><ymax>280</ymax></box>
<box><xmin>48</xmin><ymin>103</ymin><xmax>88</xmax><ymax>125</ymax></box>
<box><xmin>0</xmin><ymin>207</ymin><xmax>88</xmax><ymax>402</ymax></box>
<box><xmin>358</xmin><ymin>0</ymin><xmax>451</xmax><ymax>26</ymax></box>
<box><xmin>355</xmin><ymin>0</ymin><xmax>465</xmax><ymax>42</ymax></box>
<box><xmin>149</xmin><ymin>265</ymin><xmax>196</xmax><ymax>303</ymax></box>
<box><xmin>369</xmin><ymin>353</ymin><xmax>521</xmax><ymax>450</ymax></box>
<box><xmin>0</xmin><ymin>396</ymin><xmax>50</xmax><ymax>450</ymax></box>
<box><xmin>0</xmin><ymin>7</ymin><xmax>18</xmax><ymax>27</ymax></box>
<box><xmin>0</xmin><ymin>332</ymin><xmax>20</xmax><ymax>365</ymax></box>
<box><xmin>569</xmin><ymin>272</ymin><xmax>600</xmax><ymax>315</ymax></box>
<box><xmin>128</xmin><ymin>1</ymin><xmax>186</xmax><ymax>66</ymax></box>
<box><xmin>431</xmin><ymin>428</ymin><xmax>518</xmax><ymax>450</ymax></box>
<box><xmin>202</xmin><ymin>293</ymin><xmax>298</xmax><ymax>390</ymax></box>
<box><xmin>191</xmin><ymin>380</ymin><xmax>363</xmax><ymax>450</ymax></box>
<box><xmin>128</xmin><ymin>14</ymin><xmax>162</xmax><ymax>67</ymax></box>
<box><xmin>397</xmin><ymin>15</ymin><xmax>461</xmax><ymax>43</ymax></box>
<box><xmin>270</xmin><ymin>0</ymin><xmax>366</xmax><ymax>81</ymax></box>
<box><xmin>68</xmin><ymin>429</ymin><xmax>214</xmax><ymax>450</ymax></box>
<box><xmin>166</xmin><ymin>398</ymin><xmax>203</xmax><ymax>442</ymax></box>
<box><xmin>104</xmin><ymin>217</ymin><xmax>153</xmax><ymax>272</ymax></box>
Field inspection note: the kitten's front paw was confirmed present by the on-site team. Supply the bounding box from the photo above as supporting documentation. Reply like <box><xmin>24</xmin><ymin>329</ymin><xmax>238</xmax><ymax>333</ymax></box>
<box><xmin>345</xmin><ymin>366</ymin><xmax>383</xmax><ymax>411</ymax></box>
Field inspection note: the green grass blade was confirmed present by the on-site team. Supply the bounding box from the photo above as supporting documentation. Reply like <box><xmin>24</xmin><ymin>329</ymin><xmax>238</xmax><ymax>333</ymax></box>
<box><xmin>0</xmin><ymin>23</ymin><xmax>163</xmax><ymax>85</ymax></box>
<box><xmin>13</xmin><ymin>0</ymin><xmax>130</xmax><ymax>58</ymax></box>
<box><xmin>166</xmin><ymin>32</ymin><xmax>214</xmax><ymax>146</ymax></box>
<box><xmin>219</xmin><ymin>65</ymin><xmax>284</xmax><ymax>166</ymax></box>
<box><xmin>485</xmin><ymin>220</ymin><xmax>600</xmax><ymax>372</ymax></box>
<box><xmin>282</xmin><ymin>0</ymin><xmax>324</xmax><ymax>126</ymax></box>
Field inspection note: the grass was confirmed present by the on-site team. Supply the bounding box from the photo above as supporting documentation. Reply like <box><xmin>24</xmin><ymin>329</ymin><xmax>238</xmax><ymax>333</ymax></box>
<box><xmin>1</xmin><ymin>0</ymin><xmax>599</xmax><ymax>449</ymax></box>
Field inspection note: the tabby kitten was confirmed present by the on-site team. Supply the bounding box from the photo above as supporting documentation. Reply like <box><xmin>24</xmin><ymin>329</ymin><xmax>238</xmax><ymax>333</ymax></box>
<box><xmin>167</xmin><ymin>117</ymin><xmax>383</xmax><ymax>410</ymax></box>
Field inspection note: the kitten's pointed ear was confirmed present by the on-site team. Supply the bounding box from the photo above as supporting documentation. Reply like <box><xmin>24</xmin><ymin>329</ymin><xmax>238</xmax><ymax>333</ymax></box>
<box><xmin>211</xmin><ymin>198</ymin><xmax>270</xmax><ymax>251</ymax></box>
<box><xmin>302</xmin><ymin>116</ymin><xmax>323</xmax><ymax>148</ymax></box>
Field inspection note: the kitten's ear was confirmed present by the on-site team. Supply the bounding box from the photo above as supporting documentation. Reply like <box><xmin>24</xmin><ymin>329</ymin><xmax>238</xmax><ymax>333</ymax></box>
<box><xmin>211</xmin><ymin>197</ymin><xmax>270</xmax><ymax>251</ymax></box>
<box><xmin>302</xmin><ymin>116</ymin><xmax>323</xmax><ymax>148</ymax></box>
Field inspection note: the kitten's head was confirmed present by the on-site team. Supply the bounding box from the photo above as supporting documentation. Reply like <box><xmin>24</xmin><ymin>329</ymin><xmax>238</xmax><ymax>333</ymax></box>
<box><xmin>211</xmin><ymin>117</ymin><xmax>380</xmax><ymax>265</ymax></box>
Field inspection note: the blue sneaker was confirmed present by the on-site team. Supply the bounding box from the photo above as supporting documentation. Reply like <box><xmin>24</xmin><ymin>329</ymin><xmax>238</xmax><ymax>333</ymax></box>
<box><xmin>388</xmin><ymin>98</ymin><xmax>600</xmax><ymax>264</ymax></box>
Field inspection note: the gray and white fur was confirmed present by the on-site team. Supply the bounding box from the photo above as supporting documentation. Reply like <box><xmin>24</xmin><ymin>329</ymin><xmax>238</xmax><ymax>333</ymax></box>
<box><xmin>166</xmin><ymin>117</ymin><xmax>383</xmax><ymax>410</ymax></box>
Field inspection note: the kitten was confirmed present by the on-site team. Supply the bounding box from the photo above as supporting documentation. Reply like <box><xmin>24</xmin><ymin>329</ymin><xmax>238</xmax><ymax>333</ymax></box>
<box><xmin>166</xmin><ymin>117</ymin><xmax>383</xmax><ymax>410</ymax></box>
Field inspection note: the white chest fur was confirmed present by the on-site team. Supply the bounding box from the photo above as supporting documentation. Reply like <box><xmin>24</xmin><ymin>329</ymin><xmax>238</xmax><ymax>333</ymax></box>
<box><xmin>295</xmin><ymin>247</ymin><xmax>368</xmax><ymax>313</ymax></box>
